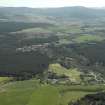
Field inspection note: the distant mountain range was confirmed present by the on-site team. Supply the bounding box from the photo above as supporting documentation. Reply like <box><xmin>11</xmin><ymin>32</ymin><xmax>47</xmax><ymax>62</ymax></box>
<box><xmin>0</xmin><ymin>6</ymin><xmax>105</xmax><ymax>22</ymax></box>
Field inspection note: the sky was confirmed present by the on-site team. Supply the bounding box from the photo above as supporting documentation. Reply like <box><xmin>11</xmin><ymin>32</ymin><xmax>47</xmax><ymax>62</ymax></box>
<box><xmin>0</xmin><ymin>0</ymin><xmax>105</xmax><ymax>8</ymax></box>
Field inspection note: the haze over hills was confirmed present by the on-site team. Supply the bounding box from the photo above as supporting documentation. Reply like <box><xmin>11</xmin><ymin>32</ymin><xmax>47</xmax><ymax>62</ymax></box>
<box><xmin>1</xmin><ymin>6</ymin><xmax>105</xmax><ymax>22</ymax></box>
<box><xmin>0</xmin><ymin>6</ymin><xmax>105</xmax><ymax>77</ymax></box>
<box><xmin>1</xmin><ymin>5</ymin><xmax>105</xmax><ymax>105</ymax></box>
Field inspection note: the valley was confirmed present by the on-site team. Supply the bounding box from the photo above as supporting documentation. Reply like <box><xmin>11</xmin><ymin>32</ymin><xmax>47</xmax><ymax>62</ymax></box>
<box><xmin>0</xmin><ymin>6</ymin><xmax>105</xmax><ymax>105</ymax></box>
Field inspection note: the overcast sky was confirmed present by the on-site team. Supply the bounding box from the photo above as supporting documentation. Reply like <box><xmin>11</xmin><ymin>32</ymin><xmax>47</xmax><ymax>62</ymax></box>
<box><xmin>0</xmin><ymin>0</ymin><xmax>105</xmax><ymax>8</ymax></box>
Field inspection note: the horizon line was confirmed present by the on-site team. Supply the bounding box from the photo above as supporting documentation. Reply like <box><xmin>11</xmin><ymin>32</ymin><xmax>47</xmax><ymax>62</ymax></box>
<box><xmin>0</xmin><ymin>5</ymin><xmax>104</xmax><ymax>9</ymax></box>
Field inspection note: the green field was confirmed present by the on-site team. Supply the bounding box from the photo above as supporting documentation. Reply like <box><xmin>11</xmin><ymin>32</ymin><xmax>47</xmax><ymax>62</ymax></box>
<box><xmin>73</xmin><ymin>35</ymin><xmax>104</xmax><ymax>43</ymax></box>
<box><xmin>0</xmin><ymin>77</ymin><xmax>13</xmax><ymax>84</ymax></box>
<box><xmin>49</xmin><ymin>64</ymin><xmax>81</xmax><ymax>82</ymax></box>
<box><xmin>0</xmin><ymin>79</ymin><xmax>105</xmax><ymax>105</ymax></box>
<box><xmin>27</xmin><ymin>85</ymin><xmax>60</xmax><ymax>105</ymax></box>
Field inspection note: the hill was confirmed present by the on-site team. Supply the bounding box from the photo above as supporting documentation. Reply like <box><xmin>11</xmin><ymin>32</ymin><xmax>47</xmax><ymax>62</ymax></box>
<box><xmin>71</xmin><ymin>92</ymin><xmax>105</xmax><ymax>105</ymax></box>
<box><xmin>0</xmin><ymin>6</ymin><xmax>105</xmax><ymax>22</ymax></box>
<box><xmin>0</xmin><ymin>6</ymin><xmax>105</xmax><ymax>81</ymax></box>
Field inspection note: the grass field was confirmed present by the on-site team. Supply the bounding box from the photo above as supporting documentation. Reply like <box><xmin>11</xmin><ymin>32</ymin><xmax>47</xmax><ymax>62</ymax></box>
<box><xmin>49</xmin><ymin>64</ymin><xmax>81</xmax><ymax>82</ymax></box>
<box><xmin>27</xmin><ymin>85</ymin><xmax>60</xmax><ymax>105</ymax></box>
<box><xmin>73</xmin><ymin>35</ymin><xmax>104</xmax><ymax>43</ymax></box>
<box><xmin>0</xmin><ymin>71</ymin><xmax>104</xmax><ymax>105</ymax></box>
<box><xmin>60</xmin><ymin>91</ymin><xmax>92</xmax><ymax>105</ymax></box>
<box><xmin>0</xmin><ymin>79</ymin><xmax>105</xmax><ymax>105</ymax></box>
<box><xmin>0</xmin><ymin>77</ymin><xmax>13</xmax><ymax>85</ymax></box>
<box><xmin>0</xmin><ymin>79</ymin><xmax>40</xmax><ymax>105</ymax></box>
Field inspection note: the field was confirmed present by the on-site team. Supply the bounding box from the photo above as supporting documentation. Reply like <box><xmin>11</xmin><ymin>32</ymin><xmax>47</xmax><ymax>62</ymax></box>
<box><xmin>49</xmin><ymin>64</ymin><xmax>81</xmax><ymax>82</ymax></box>
<box><xmin>27</xmin><ymin>85</ymin><xmax>60</xmax><ymax>105</ymax></box>
<box><xmin>73</xmin><ymin>35</ymin><xmax>104</xmax><ymax>43</ymax></box>
<box><xmin>0</xmin><ymin>77</ymin><xmax>12</xmax><ymax>84</ymax></box>
<box><xmin>0</xmin><ymin>79</ymin><xmax>105</xmax><ymax>105</ymax></box>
